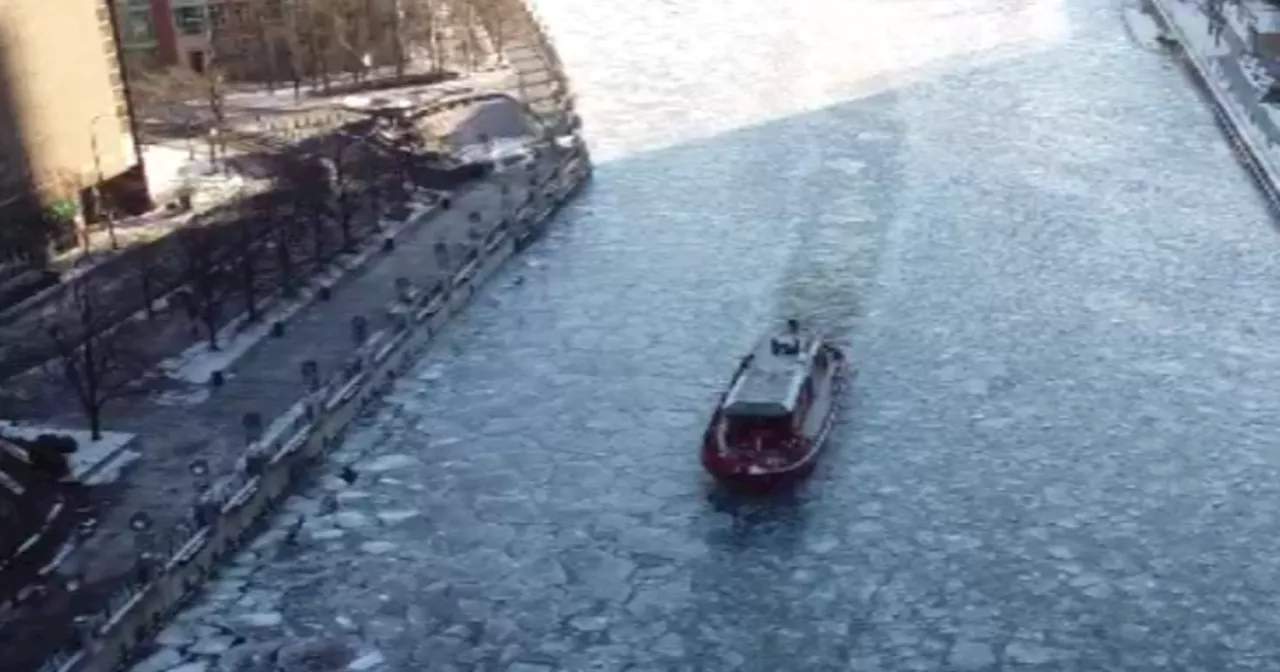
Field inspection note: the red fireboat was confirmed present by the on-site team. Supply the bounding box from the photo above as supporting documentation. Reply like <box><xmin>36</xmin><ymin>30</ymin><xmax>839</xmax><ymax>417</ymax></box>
<box><xmin>701</xmin><ymin>320</ymin><xmax>847</xmax><ymax>492</ymax></box>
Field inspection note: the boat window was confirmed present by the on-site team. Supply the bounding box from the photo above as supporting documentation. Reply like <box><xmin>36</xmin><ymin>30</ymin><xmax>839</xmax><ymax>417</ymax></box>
<box><xmin>723</xmin><ymin>416</ymin><xmax>789</xmax><ymax>446</ymax></box>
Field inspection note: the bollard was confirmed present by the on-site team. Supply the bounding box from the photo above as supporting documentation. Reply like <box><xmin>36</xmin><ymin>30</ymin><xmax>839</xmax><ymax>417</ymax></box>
<box><xmin>210</xmin><ymin>370</ymin><xmax>225</xmax><ymax>387</ymax></box>
<box><xmin>270</xmin><ymin>321</ymin><xmax>285</xmax><ymax>338</ymax></box>
<box><xmin>319</xmin><ymin>285</ymin><xmax>332</xmax><ymax>301</ymax></box>
<box><xmin>351</xmin><ymin>315</ymin><xmax>369</xmax><ymax>345</ymax></box>
<box><xmin>242</xmin><ymin>412</ymin><xmax>264</xmax><ymax>445</ymax></box>
<box><xmin>301</xmin><ymin>360</ymin><xmax>320</xmax><ymax>391</ymax></box>
<box><xmin>440</xmin><ymin>197</ymin><xmax>452</xmax><ymax>211</ymax></box>
<box><xmin>383</xmin><ymin>237</ymin><xmax>395</xmax><ymax>252</ymax></box>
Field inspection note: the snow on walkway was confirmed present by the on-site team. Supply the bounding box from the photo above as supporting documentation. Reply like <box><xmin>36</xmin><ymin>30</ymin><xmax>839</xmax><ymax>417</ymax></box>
<box><xmin>158</xmin><ymin>295</ymin><xmax>313</xmax><ymax>384</ymax></box>
<box><xmin>0</xmin><ymin>421</ymin><xmax>138</xmax><ymax>484</ymax></box>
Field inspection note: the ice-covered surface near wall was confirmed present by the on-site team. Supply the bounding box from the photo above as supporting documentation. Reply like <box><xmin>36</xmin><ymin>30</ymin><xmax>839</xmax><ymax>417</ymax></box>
<box><xmin>1157</xmin><ymin>0</ymin><xmax>1280</xmax><ymax>179</ymax></box>
<box><xmin>1123</xmin><ymin>6</ymin><xmax>1166</xmax><ymax>47</ymax></box>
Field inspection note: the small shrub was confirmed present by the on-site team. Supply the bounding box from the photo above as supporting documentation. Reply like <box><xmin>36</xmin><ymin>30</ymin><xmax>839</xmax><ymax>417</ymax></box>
<box><xmin>25</xmin><ymin>444</ymin><xmax>70</xmax><ymax>480</ymax></box>
<box><xmin>34</xmin><ymin>433</ymin><xmax>78</xmax><ymax>454</ymax></box>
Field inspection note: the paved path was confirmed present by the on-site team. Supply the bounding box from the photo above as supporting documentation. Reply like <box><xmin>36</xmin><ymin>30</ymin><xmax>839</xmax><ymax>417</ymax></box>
<box><xmin>0</xmin><ymin>156</ymin><xmax>554</xmax><ymax>671</ymax></box>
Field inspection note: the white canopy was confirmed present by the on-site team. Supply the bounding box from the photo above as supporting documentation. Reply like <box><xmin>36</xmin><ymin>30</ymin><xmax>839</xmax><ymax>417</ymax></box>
<box><xmin>722</xmin><ymin>329</ymin><xmax>820</xmax><ymax>418</ymax></box>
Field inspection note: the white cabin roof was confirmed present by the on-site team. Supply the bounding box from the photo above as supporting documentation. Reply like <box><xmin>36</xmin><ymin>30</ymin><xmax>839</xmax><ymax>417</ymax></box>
<box><xmin>722</xmin><ymin>329</ymin><xmax>820</xmax><ymax>418</ymax></box>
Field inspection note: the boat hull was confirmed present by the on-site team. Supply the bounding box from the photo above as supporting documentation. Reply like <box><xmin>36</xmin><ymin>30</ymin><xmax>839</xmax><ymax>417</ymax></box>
<box><xmin>701</xmin><ymin>345</ymin><xmax>846</xmax><ymax>494</ymax></box>
<box><xmin>701</xmin><ymin>447</ymin><xmax>822</xmax><ymax>494</ymax></box>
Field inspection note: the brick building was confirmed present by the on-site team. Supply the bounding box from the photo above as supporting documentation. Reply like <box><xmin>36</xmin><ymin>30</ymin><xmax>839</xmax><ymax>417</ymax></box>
<box><xmin>0</xmin><ymin>0</ymin><xmax>149</xmax><ymax>257</ymax></box>
<box><xmin>114</xmin><ymin>0</ymin><xmax>403</xmax><ymax>83</ymax></box>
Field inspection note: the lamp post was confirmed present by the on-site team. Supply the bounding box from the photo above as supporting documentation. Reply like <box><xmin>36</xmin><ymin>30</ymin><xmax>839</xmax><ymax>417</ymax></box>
<box><xmin>88</xmin><ymin>114</ymin><xmax>119</xmax><ymax>250</ymax></box>
<box><xmin>207</xmin><ymin>127</ymin><xmax>219</xmax><ymax>168</ymax></box>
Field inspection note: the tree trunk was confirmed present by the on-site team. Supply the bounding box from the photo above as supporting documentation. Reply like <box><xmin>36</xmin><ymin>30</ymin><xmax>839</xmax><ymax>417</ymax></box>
<box><xmin>89</xmin><ymin>406</ymin><xmax>103</xmax><ymax>441</ymax></box>
<box><xmin>338</xmin><ymin>192</ymin><xmax>353</xmax><ymax>251</ymax></box>
<box><xmin>140</xmin><ymin>266</ymin><xmax>155</xmax><ymax>319</ymax></box>
<box><xmin>275</xmin><ymin>223</ymin><xmax>295</xmax><ymax>298</ymax></box>
<box><xmin>205</xmin><ymin>309</ymin><xmax>220</xmax><ymax>350</ymax></box>
<box><xmin>240</xmin><ymin>226</ymin><xmax>258</xmax><ymax>322</ymax></box>
<box><xmin>312</xmin><ymin>218</ymin><xmax>326</xmax><ymax>270</ymax></box>
<box><xmin>104</xmin><ymin>213</ymin><xmax>119</xmax><ymax>249</ymax></box>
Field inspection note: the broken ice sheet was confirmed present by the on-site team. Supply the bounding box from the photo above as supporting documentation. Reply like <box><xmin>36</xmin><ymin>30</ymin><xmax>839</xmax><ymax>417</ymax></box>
<box><xmin>363</xmin><ymin>454</ymin><xmax>419</xmax><ymax>472</ymax></box>
<box><xmin>376</xmin><ymin>509</ymin><xmax>420</xmax><ymax>524</ymax></box>
<box><xmin>348</xmin><ymin>650</ymin><xmax>387</xmax><ymax>670</ymax></box>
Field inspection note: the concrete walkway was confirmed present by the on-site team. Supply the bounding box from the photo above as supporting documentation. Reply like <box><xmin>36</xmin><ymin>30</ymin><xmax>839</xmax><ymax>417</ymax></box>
<box><xmin>0</xmin><ymin>158</ymin><xmax>552</xmax><ymax>671</ymax></box>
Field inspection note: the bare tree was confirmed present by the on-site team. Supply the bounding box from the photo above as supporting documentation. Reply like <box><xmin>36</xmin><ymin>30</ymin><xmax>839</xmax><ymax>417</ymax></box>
<box><xmin>179</xmin><ymin>226</ymin><xmax>232</xmax><ymax>351</ymax></box>
<box><xmin>127</xmin><ymin>67</ymin><xmax>222</xmax><ymax>151</ymax></box>
<box><xmin>401</xmin><ymin>0</ymin><xmax>443</xmax><ymax>73</ymax></box>
<box><xmin>280</xmin><ymin>157</ymin><xmax>334</xmax><ymax>270</ymax></box>
<box><xmin>470</xmin><ymin>0</ymin><xmax>512</xmax><ymax>59</ymax></box>
<box><xmin>279</xmin><ymin>0</ymin><xmax>310</xmax><ymax>100</ymax></box>
<box><xmin>245</xmin><ymin>1</ymin><xmax>287</xmax><ymax>94</ymax></box>
<box><xmin>322</xmin><ymin>133</ymin><xmax>367</xmax><ymax>252</ymax></box>
<box><xmin>45</xmin><ymin>280</ymin><xmax>144</xmax><ymax>440</ymax></box>
<box><xmin>233</xmin><ymin>214</ymin><xmax>265</xmax><ymax>323</ymax></box>
<box><xmin>327</xmin><ymin>0</ymin><xmax>375</xmax><ymax>83</ymax></box>
<box><xmin>134</xmin><ymin>244</ymin><xmax>160</xmax><ymax>320</ymax></box>
<box><xmin>270</xmin><ymin>199</ymin><xmax>302</xmax><ymax>298</ymax></box>
<box><xmin>298</xmin><ymin>0</ymin><xmax>336</xmax><ymax>93</ymax></box>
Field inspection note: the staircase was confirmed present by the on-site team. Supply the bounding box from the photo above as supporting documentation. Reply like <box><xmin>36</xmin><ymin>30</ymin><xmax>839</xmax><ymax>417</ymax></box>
<box><xmin>492</xmin><ymin>0</ymin><xmax>576</xmax><ymax>131</ymax></box>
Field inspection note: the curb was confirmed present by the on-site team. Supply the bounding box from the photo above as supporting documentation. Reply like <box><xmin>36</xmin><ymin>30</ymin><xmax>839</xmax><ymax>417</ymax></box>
<box><xmin>1146</xmin><ymin>0</ymin><xmax>1280</xmax><ymax>212</ymax></box>
<box><xmin>38</xmin><ymin>148</ymin><xmax>592</xmax><ymax>672</ymax></box>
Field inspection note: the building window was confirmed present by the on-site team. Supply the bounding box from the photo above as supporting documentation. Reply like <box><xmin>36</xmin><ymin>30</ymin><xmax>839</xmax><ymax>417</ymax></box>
<box><xmin>209</xmin><ymin>6</ymin><xmax>227</xmax><ymax>28</ymax></box>
<box><xmin>117</xmin><ymin>6</ymin><xmax>156</xmax><ymax>45</ymax></box>
<box><xmin>174</xmin><ymin>6</ymin><xmax>208</xmax><ymax>36</ymax></box>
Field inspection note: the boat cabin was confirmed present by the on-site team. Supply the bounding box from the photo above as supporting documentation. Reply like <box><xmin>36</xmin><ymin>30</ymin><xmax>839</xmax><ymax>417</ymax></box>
<box><xmin>720</xmin><ymin>322</ymin><xmax>827</xmax><ymax>444</ymax></box>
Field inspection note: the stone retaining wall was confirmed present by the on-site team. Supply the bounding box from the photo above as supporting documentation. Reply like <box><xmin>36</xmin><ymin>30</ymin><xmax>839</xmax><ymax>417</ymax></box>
<box><xmin>41</xmin><ymin>149</ymin><xmax>591</xmax><ymax>672</ymax></box>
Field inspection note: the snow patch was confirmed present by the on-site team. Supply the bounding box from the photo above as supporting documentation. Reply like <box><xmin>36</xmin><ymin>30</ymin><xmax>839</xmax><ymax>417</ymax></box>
<box><xmin>153</xmin><ymin>387</ymin><xmax>212</xmax><ymax>407</ymax></box>
<box><xmin>83</xmin><ymin>448</ymin><xmax>141</xmax><ymax>486</ymax></box>
<box><xmin>158</xmin><ymin>296</ymin><xmax>311</xmax><ymax>384</ymax></box>
<box><xmin>0</xmin><ymin>422</ymin><xmax>136</xmax><ymax>482</ymax></box>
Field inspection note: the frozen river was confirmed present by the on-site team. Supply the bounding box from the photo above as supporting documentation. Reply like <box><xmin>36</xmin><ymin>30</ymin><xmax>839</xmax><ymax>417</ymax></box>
<box><xmin>135</xmin><ymin>0</ymin><xmax>1280</xmax><ymax>670</ymax></box>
